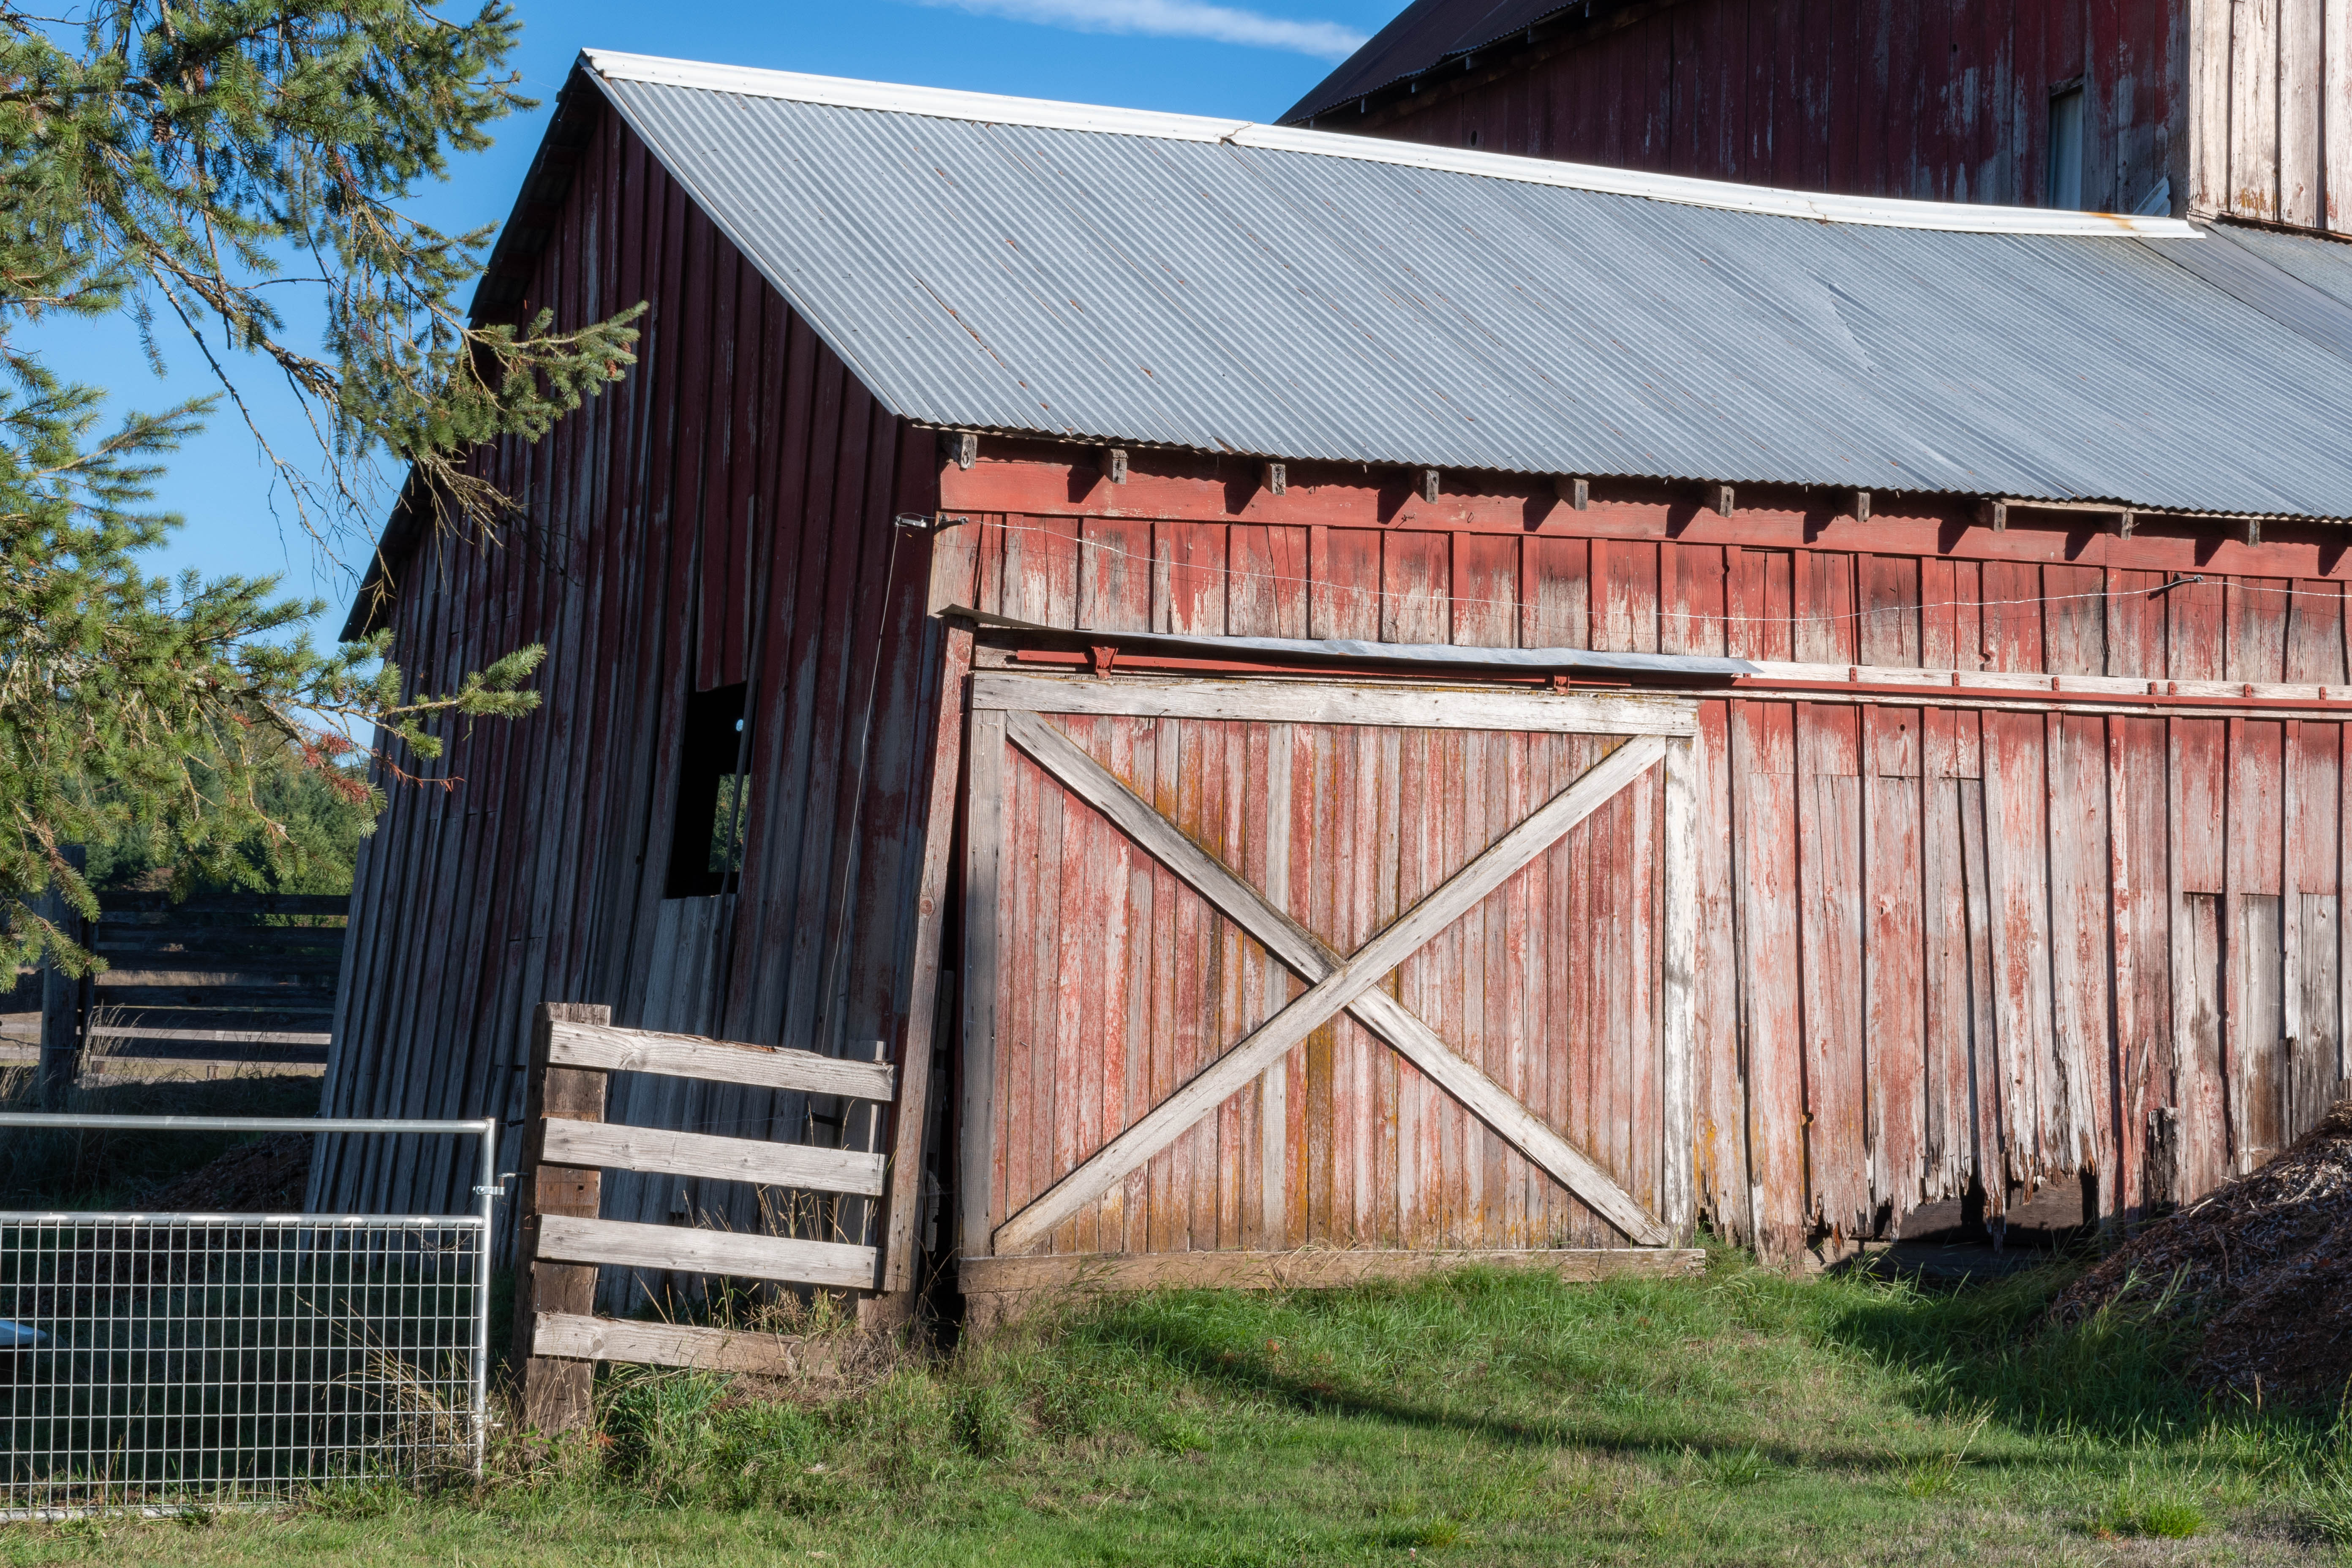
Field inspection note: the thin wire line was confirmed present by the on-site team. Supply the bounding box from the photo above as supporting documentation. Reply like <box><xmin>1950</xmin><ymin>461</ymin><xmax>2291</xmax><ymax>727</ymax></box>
<box><xmin>970</xmin><ymin>519</ymin><xmax>2348</xmax><ymax>634</ymax></box>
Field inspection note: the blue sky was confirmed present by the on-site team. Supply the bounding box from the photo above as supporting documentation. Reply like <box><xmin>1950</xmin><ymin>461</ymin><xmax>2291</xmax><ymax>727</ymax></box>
<box><xmin>65</xmin><ymin>0</ymin><xmax>1391</xmax><ymax>631</ymax></box>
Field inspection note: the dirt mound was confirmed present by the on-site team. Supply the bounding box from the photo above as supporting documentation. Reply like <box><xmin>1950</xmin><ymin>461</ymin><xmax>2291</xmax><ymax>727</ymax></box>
<box><xmin>145</xmin><ymin>1133</ymin><xmax>313</xmax><ymax>1213</ymax></box>
<box><xmin>2051</xmin><ymin>1100</ymin><xmax>2352</xmax><ymax>1410</ymax></box>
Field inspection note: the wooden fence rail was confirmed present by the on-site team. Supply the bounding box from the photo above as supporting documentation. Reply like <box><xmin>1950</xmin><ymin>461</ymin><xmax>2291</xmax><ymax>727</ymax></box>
<box><xmin>511</xmin><ymin>1004</ymin><xmax>912</xmax><ymax>1432</ymax></box>
<box><xmin>5</xmin><ymin>885</ymin><xmax>346</xmax><ymax>1089</ymax></box>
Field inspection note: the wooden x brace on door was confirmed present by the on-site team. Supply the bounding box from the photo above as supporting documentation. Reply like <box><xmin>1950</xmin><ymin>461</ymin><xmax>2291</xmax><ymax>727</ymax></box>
<box><xmin>970</xmin><ymin>679</ymin><xmax>1701</xmax><ymax>1257</ymax></box>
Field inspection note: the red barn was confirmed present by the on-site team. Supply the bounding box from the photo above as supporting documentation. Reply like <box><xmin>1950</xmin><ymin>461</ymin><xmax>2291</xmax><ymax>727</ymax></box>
<box><xmin>1286</xmin><ymin>0</ymin><xmax>2350</xmax><ymax>231</ymax></box>
<box><xmin>324</xmin><ymin>52</ymin><xmax>2352</xmax><ymax>1311</ymax></box>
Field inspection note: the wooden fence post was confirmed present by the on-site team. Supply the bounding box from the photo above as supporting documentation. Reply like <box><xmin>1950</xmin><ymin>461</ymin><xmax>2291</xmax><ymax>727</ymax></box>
<box><xmin>37</xmin><ymin>847</ymin><xmax>87</xmax><ymax>1108</ymax></box>
<box><xmin>513</xmin><ymin>1001</ymin><xmax>612</xmax><ymax>1435</ymax></box>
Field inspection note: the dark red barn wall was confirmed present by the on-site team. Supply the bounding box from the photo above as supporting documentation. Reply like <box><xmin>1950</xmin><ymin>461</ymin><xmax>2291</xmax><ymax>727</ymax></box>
<box><xmin>942</xmin><ymin>443</ymin><xmax>2352</xmax><ymax>1257</ymax></box>
<box><xmin>1316</xmin><ymin>0</ymin><xmax>2182</xmax><ymax>215</ymax></box>
<box><xmin>315</xmin><ymin>102</ymin><xmax>950</xmax><ymax>1247</ymax></box>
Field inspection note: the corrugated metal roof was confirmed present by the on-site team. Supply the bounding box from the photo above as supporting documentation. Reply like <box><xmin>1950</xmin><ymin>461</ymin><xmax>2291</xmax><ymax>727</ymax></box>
<box><xmin>583</xmin><ymin>52</ymin><xmax>2352</xmax><ymax>521</ymax></box>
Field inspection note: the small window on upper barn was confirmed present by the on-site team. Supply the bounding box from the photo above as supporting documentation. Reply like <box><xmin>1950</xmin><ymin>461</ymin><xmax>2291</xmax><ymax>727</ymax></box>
<box><xmin>665</xmin><ymin>682</ymin><xmax>750</xmax><ymax>898</ymax></box>
<box><xmin>2047</xmin><ymin>84</ymin><xmax>2085</xmax><ymax>210</ymax></box>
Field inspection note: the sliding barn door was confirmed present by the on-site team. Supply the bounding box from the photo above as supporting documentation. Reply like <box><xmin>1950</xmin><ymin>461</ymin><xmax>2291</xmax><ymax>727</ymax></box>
<box><xmin>958</xmin><ymin>672</ymin><xmax>1701</xmax><ymax>1267</ymax></box>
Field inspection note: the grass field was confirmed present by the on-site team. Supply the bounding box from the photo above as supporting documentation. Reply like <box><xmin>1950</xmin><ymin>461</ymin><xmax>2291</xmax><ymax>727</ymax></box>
<box><xmin>3</xmin><ymin>1247</ymin><xmax>2347</xmax><ymax>1567</ymax></box>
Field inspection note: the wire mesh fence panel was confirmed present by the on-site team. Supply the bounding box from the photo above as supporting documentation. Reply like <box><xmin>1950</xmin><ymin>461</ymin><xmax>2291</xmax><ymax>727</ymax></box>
<box><xmin>0</xmin><ymin>1117</ymin><xmax>495</xmax><ymax>1521</ymax></box>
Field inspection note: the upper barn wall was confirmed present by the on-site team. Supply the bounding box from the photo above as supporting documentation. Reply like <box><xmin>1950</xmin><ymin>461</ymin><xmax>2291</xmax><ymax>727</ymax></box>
<box><xmin>943</xmin><ymin>440</ymin><xmax>2352</xmax><ymax>1253</ymax></box>
<box><xmin>1295</xmin><ymin>0</ymin><xmax>2352</xmax><ymax>234</ymax></box>
<box><xmin>316</xmin><ymin>100</ymin><xmax>950</xmax><ymax>1237</ymax></box>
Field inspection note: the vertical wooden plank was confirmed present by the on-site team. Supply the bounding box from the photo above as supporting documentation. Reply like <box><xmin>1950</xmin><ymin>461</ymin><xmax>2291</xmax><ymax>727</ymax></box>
<box><xmin>2282</xmin><ymin>0</ymin><xmax>2325</xmax><ymax>225</ymax></box>
<box><xmin>1317</xmin><ymin>528</ymin><xmax>1382</xmax><ymax>641</ymax></box>
<box><xmin>1793</xmin><ymin>550</ymin><xmax>1856</xmax><ymax>664</ymax></box>
<box><xmin>1921</xmin><ymin>709</ymin><xmax>1985</xmax><ymax>1204</ymax></box>
<box><xmin>2330</xmin><ymin>0</ymin><xmax>2352</xmax><ymax>231</ymax></box>
<box><xmin>1661</xmin><ymin>733</ymin><xmax>1699</xmax><ymax>1241</ymax></box>
<box><xmin>1737</xmin><ymin>701</ymin><xmax>1806</xmax><ymax>1258</ymax></box>
<box><xmin>959</xmin><ymin>710</ymin><xmax>1006</xmax><ymax>1257</ymax></box>
<box><xmin>1857</xmin><ymin>555</ymin><xmax>1922</xmax><ymax>668</ymax></box>
<box><xmin>877</xmin><ymin>621</ymin><xmax>970</xmax><ymax>1291</ymax></box>
<box><xmin>2044</xmin><ymin>565</ymin><xmax>2107</xmax><ymax>677</ymax></box>
<box><xmin>1797</xmin><ymin>703</ymin><xmax>1869</xmax><ymax>1242</ymax></box>
<box><xmin>1383</xmin><ymin>531</ymin><xmax>1451</xmax><ymax>644</ymax></box>
<box><xmin>1523</xmin><ymin>535</ymin><xmax>1591</xmax><ymax>649</ymax></box>
<box><xmin>1982</xmin><ymin>710</ymin><xmax>2058</xmax><ymax>1189</ymax></box>
<box><xmin>1158</xmin><ymin>521</ymin><xmax>1229</xmax><ymax>638</ymax></box>
<box><xmin>1660</xmin><ymin>541</ymin><xmax>1728</xmax><ymax>657</ymax></box>
<box><xmin>1594</xmin><ymin>538</ymin><xmax>1661</xmax><ymax>653</ymax></box>
<box><xmin>2231</xmin><ymin>719</ymin><xmax>2286</xmax><ymax>1170</ymax></box>
<box><xmin>1451</xmin><ymin>533</ymin><xmax>1518</xmax><ymax>648</ymax></box>
<box><xmin>1865</xmin><ymin>706</ymin><xmax>1926</xmax><ymax>1230</ymax></box>
<box><xmin>514</xmin><ymin>1000</ymin><xmax>613</xmax><ymax>1435</ymax></box>
<box><xmin>1258</xmin><ymin>723</ymin><xmax>1293</xmax><ymax>1247</ymax></box>
<box><xmin>1726</xmin><ymin>546</ymin><xmax>1794</xmax><ymax>663</ymax></box>
<box><xmin>2231</xmin><ymin>0</ymin><xmax>2283</xmax><ymax>220</ymax></box>
<box><xmin>1079</xmin><ymin>518</ymin><xmax>1155</xmax><ymax>634</ymax></box>
<box><xmin>2172</xmin><ymin>719</ymin><xmax>2229</xmax><ymax>1201</ymax></box>
<box><xmin>2047</xmin><ymin>714</ymin><xmax>2115</xmax><ymax>1192</ymax></box>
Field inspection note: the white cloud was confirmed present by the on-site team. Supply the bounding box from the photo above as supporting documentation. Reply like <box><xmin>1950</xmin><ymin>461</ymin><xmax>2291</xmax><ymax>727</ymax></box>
<box><xmin>904</xmin><ymin>0</ymin><xmax>1368</xmax><ymax>60</ymax></box>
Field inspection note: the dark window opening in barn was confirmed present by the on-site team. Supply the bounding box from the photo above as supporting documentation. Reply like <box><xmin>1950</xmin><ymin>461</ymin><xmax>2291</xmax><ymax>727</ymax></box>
<box><xmin>2047</xmin><ymin>84</ymin><xmax>2085</xmax><ymax>210</ymax></box>
<box><xmin>665</xmin><ymin>682</ymin><xmax>750</xmax><ymax>898</ymax></box>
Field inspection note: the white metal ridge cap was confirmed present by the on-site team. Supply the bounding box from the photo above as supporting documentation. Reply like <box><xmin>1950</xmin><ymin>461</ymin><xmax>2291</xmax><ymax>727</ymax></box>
<box><xmin>580</xmin><ymin>49</ymin><xmax>2200</xmax><ymax>239</ymax></box>
<box><xmin>581</xmin><ymin>50</ymin><xmax>1250</xmax><ymax>143</ymax></box>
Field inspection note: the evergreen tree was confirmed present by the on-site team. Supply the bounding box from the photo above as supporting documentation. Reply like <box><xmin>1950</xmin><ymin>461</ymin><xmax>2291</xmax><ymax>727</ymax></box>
<box><xmin>0</xmin><ymin>2</ymin><xmax>641</xmax><ymax>972</ymax></box>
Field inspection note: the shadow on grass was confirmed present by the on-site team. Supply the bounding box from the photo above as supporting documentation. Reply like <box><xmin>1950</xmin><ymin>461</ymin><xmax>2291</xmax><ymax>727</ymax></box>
<box><xmin>1014</xmin><ymin>1258</ymin><xmax>2341</xmax><ymax>1470</ymax></box>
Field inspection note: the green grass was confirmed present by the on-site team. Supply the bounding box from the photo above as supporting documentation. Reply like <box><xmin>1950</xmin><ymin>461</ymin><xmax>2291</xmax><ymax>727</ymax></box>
<box><xmin>5</xmin><ymin>1247</ymin><xmax>2348</xmax><ymax>1566</ymax></box>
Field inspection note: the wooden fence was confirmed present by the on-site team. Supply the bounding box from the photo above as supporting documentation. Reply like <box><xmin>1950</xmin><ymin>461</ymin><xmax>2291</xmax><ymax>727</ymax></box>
<box><xmin>1</xmin><ymin>893</ymin><xmax>347</xmax><ymax>1086</ymax></box>
<box><xmin>511</xmin><ymin>1004</ymin><xmax>910</xmax><ymax>1432</ymax></box>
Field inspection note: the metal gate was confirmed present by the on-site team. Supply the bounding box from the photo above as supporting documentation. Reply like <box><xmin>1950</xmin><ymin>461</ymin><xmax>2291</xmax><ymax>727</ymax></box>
<box><xmin>0</xmin><ymin>1115</ymin><xmax>495</xmax><ymax>1519</ymax></box>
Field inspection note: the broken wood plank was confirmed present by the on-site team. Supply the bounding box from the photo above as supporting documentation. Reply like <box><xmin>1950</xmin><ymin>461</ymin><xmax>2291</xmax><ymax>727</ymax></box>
<box><xmin>547</xmin><ymin>1021</ymin><xmax>895</xmax><ymax>1101</ymax></box>
<box><xmin>539</xmin><ymin>1119</ymin><xmax>886</xmax><ymax>1196</ymax></box>
<box><xmin>531</xmin><ymin>1312</ymin><xmax>842</xmax><ymax>1375</ymax></box>
<box><xmin>534</xmin><ymin>1215</ymin><xmax>878</xmax><ymax>1291</ymax></box>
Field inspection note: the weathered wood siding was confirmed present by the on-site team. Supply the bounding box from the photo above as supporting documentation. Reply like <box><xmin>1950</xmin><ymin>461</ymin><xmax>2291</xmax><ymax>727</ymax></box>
<box><xmin>968</xmin><ymin>700</ymin><xmax>1670</xmax><ymax>1255</ymax></box>
<box><xmin>314</xmin><ymin>104</ymin><xmax>950</xmax><ymax>1253</ymax></box>
<box><xmin>2188</xmin><ymin>0</ymin><xmax>2352</xmax><ymax>227</ymax></box>
<box><xmin>1320</xmin><ymin>0</ymin><xmax>2186</xmax><ymax>216</ymax></box>
<box><xmin>938</xmin><ymin>451</ymin><xmax>2352</xmax><ymax>1256</ymax></box>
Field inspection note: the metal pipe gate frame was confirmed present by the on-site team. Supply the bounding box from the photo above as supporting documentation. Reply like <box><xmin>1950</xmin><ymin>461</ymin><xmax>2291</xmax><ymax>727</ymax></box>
<box><xmin>0</xmin><ymin>1115</ymin><xmax>499</xmax><ymax>1520</ymax></box>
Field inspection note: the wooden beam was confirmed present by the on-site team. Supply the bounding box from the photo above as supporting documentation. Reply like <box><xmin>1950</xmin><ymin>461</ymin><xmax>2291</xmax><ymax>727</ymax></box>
<box><xmin>960</xmin><ymin>1247</ymin><xmax>1706</xmax><ymax>1296</ymax></box>
<box><xmin>944</xmin><ymin>431</ymin><xmax>977</xmax><ymax>470</ymax></box>
<box><xmin>1420</xmin><ymin>468</ymin><xmax>1441</xmax><ymax>504</ymax></box>
<box><xmin>1848</xmin><ymin>489</ymin><xmax>1871</xmax><ymax>525</ymax></box>
<box><xmin>1704</xmin><ymin>483</ymin><xmax>1734</xmax><ymax>517</ymax></box>
<box><xmin>1660</xmin><ymin>733</ymin><xmax>1700</xmax><ymax>1241</ymax></box>
<box><xmin>514</xmin><ymin>1000</ymin><xmax>611</xmax><ymax>1436</ymax></box>
<box><xmin>532</xmin><ymin>1311</ymin><xmax>838</xmax><ymax>1376</ymax></box>
<box><xmin>1002</xmin><ymin>713</ymin><xmax>1668</xmax><ymax>1244</ymax></box>
<box><xmin>989</xmin><ymin>732</ymin><xmax>1671</xmax><ymax>1255</ymax></box>
<box><xmin>970</xmin><ymin>673</ymin><xmax>1699</xmax><ymax>736</ymax></box>
<box><xmin>547</xmin><ymin>1021</ymin><xmax>895</xmax><ymax>1101</ymax></box>
<box><xmin>1263</xmin><ymin>461</ymin><xmax>1287</xmax><ymax>496</ymax></box>
<box><xmin>534</xmin><ymin>1215</ymin><xmax>878</xmax><ymax>1292</ymax></box>
<box><xmin>1556</xmin><ymin>476</ymin><xmax>1590</xmax><ymax>510</ymax></box>
<box><xmin>1978</xmin><ymin>498</ymin><xmax>2007</xmax><ymax>532</ymax></box>
<box><xmin>879</xmin><ymin>618</ymin><xmax>972</xmax><ymax>1293</ymax></box>
<box><xmin>1102</xmin><ymin>447</ymin><xmax>1128</xmax><ymax>485</ymax></box>
<box><xmin>960</xmin><ymin>709</ymin><xmax>1008</xmax><ymax>1258</ymax></box>
<box><xmin>539</xmin><ymin>1119</ymin><xmax>887</xmax><ymax>1196</ymax></box>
